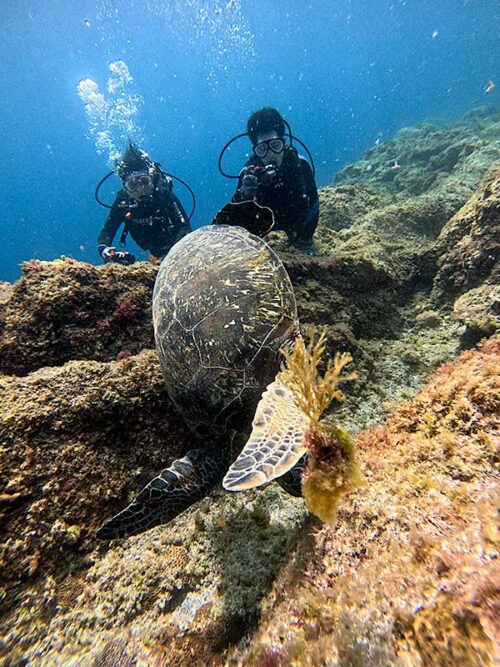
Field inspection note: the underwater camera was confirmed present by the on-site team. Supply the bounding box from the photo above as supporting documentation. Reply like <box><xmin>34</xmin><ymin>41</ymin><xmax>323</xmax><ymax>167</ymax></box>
<box><xmin>107</xmin><ymin>249</ymin><xmax>136</xmax><ymax>266</ymax></box>
<box><xmin>246</xmin><ymin>164</ymin><xmax>277</xmax><ymax>187</ymax></box>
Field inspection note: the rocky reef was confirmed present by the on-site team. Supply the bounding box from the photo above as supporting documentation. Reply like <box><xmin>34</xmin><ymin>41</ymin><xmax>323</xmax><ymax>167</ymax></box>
<box><xmin>0</xmin><ymin>259</ymin><xmax>157</xmax><ymax>376</ymax></box>
<box><xmin>0</xmin><ymin>107</ymin><xmax>498</xmax><ymax>665</ymax></box>
<box><xmin>335</xmin><ymin>106</ymin><xmax>499</xmax><ymax>197</ymax></box>
<box><xmin>432</xmin><ymin>163</ymin><xmax>500</xmax><ymax>348</ymax></box>
<box><xmin>230</xmin><ymin>337</ymin><xmax>499</xmax><ymax>667</ymax></box>
<box><xmin>310</xmin><ymin>105</ymin><xmax>500</xmax><ymax>295</ymax></box>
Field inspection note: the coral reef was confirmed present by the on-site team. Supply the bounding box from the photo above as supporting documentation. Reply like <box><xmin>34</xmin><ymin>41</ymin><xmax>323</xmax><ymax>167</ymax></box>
<box><xmin>0</xmin><ymin>258</ymin><xmax>157</xmax><ymax>376</ymax></box>
<box><xmin>229</xmin><ymin>338</ymin><xmax>499</xmax><ymax>666</ymax></box>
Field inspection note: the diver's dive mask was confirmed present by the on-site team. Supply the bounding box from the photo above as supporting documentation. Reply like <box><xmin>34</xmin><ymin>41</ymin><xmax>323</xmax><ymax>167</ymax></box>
<box><xmin>253</xmin><ymin>137</ymin><xmax>285</xmax><ymax>159</ymax></box>
<box><xmin>123</xmin><ymin>170</ymin><xmax>155</xmax><ymax>199</ymax></box>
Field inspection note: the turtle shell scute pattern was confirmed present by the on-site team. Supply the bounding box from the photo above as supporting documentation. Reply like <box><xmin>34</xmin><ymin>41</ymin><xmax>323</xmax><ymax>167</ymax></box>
<box><xmin>153</xmin><ymin>225</ymin><xmax>298</xmax><ymax>437</ymax></box>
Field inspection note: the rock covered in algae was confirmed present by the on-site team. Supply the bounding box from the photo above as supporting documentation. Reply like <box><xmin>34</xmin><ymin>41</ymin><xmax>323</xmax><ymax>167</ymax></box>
<box><xmin>3</xmin><ymin>338</ymin><xmax>497</xmax><ymax>666</ymax></box>
<box><xmin>1</xmin><ymin>107</ymin><xmax>499</xmax><ymax>665</ymax></box>
<box><xmin>282</xmin><ymin>252</ymin><xmax>400</xmax><ymax>340</ymax></box>
<box><xmin>229</xmin><ymin>338</ymin><xmax>499</xmax><ymax>666</ymax></box>
<box><xmin>432</xmin><ymin>164</ymin><xmax>500</xmax><ymax>304</ymax></box>
<box><xmin>3</xmin><ymin>481</ymin><xmax>309</xmax><ymax>666</ymax></box>
<box><xmin>453</xmin><ymin>284</ymin><xmax>500</xmax><ymax>348</ymax></box>
<box><xmin>0</xmin><ymin>257</ymin><xmax>158</xmax><ymax>376</ymax></box>
<box><xmin>300</xmin><ymin>107</ymin><xmax>500</xmax><ymax>293</ymax></box>
<box><xmin>335</xmin><ymin>106</ymin><xmax>500</xmax><ymax>197</ymax></box>
<box><xmin>0</xmin><ymin>252</ymin><xmax>395</xmax><ymax>383</ymax></box>
<box><xmin>0</xmin><ymin>350</ymin><xmax>189</xmax><ymax>651</ymax></box>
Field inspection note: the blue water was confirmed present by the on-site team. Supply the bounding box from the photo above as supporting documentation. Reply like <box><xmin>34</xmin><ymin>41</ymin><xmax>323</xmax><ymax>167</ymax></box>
<box><xmin>1</xmin><ymin>0</ymin><xmax>498</xmax><ymax>281</ymax></box>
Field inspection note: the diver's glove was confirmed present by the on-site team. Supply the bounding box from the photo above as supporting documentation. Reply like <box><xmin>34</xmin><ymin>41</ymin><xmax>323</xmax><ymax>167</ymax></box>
<box><xmin>99</xmin><ymin>245</ymin><xmax>115</xmax><ymax>261</ymax></box>
<box><xmin>99</xmin><ymin>245</ymin><xmax>136</xmax><ymax>266</ymax></box>
<box><xmin>241</xmin><ymin>173</ymin><xmax>259</xmax><ymax>198</ymax></box>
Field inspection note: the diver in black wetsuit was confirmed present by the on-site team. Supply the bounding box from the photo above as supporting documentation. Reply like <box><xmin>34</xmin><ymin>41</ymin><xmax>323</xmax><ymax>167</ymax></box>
<box><xmin>97</xmin><ymin>142</ymin><xmax>191</xmax><ymax>265</ymax></box>
<box><xmin>232</xmin><ymin>108</ymin><xmax>319</xmax><ymax>256</ymax></box>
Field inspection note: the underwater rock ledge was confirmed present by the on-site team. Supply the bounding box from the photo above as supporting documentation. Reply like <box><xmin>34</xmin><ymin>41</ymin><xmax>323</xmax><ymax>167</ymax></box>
<box><xmin>0</xmin><ymin>252</ymin><xmax>397</xmax><ymax>381</ymax></box>
<box><xmin>0</xmin><ymin>351</ymin><xmax>188</xmax><ymax>617</ymax></box>
<box><xmin>0</xmin><ymin>259</ymin><xmax>157</xmax><ymax>376</ymax></box>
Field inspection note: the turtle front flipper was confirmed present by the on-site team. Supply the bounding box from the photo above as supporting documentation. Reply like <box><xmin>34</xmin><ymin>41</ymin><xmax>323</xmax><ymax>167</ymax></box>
<box><xmin>223</xmin><ymin>379</ymin><xmax>311</xmax><ymax>491</ymax></box>
<box><xmin>97</xmin><ymin>449</ymin><xmax>229</xmax><ymax>540</ymax></box>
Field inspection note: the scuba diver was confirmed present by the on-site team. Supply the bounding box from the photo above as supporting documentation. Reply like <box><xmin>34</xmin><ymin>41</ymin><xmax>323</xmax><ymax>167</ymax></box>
<box><xmin>216</xmin><ymin>107</ymin><xmax>319</xmax><ymax>256</ymax></box>
<box><xmin>96</xmin><ymin>141</ymin><xmax>193</xmax><ymax>265</ymax></box>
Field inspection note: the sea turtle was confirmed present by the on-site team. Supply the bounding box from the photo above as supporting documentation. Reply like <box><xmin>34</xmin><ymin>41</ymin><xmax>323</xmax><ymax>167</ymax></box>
<box><xmin>97</xmin><ymin>222</ymin><xmax>313</xmax><ymax>540</ymax></box>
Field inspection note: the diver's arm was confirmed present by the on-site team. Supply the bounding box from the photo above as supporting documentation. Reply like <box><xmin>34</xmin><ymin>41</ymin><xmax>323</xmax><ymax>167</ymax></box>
<box><xmin>296</xmin><ymin>200</ymin><xmax>319</xmax><ymax>242</ymax></box>
<box><xmin>97</xmin><ymin>192</ymin><xmax>126</xmax><ymax>252</ymax></box>
<box><xmin>300</xmin><ymin>159</ymin><xmax>319</xmax><ymax>208</ymax></box>
<box><xmin>170</xmin><ymin>193</ymin><xmax>192</xmax><ymax>241</ymax></box>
